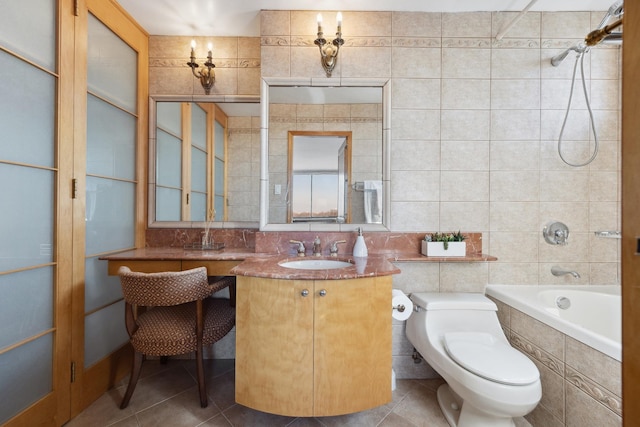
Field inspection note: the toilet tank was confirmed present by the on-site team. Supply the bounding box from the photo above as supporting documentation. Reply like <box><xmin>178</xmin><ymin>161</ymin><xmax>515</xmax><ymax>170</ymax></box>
<box><xmin>410</xmin><ymin>292</ymin><xmax>497</xmax><ymax>311</ymax></box>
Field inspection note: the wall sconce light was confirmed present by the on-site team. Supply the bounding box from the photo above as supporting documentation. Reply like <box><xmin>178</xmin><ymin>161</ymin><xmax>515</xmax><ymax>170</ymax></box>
<box><xmin>314</xmin><ymin>12</ymin><xmax>344</xmax><ymax>77</ymax></box>
<box><xmin>187</xmin><ymin>40</ymin><xmax>215</xmax><ymax>95</ymax></box>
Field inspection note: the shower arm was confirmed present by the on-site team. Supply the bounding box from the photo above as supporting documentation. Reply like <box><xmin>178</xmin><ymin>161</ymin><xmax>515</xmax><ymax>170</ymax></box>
<box><xmin>585</xmin><ymin>17</ymin><xmax>623</xmax><ymax>46</ymax></box>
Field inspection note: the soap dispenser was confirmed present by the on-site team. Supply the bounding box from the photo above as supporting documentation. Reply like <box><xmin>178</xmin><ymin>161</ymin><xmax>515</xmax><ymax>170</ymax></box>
<box><xmin>353</xmin><ymin>227</ymin><xmax>368</xmax><ymax>257</ymax></box>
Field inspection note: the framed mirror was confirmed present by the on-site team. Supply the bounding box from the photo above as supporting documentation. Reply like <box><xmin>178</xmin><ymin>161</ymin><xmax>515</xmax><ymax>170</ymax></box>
<box><xmin>260</xmin><ymin>78</ymin><xmax>391</xmax><ymax>231</ymax></box>
<box><xmin>148</xmin><ymin>95</ymin><xmax>261</xmax><ymax>228</ymax></box>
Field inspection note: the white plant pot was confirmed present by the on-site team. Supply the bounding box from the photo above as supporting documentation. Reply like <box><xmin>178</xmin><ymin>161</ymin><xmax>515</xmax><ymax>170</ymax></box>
<box><xmin>421</xmin><ymin>241</ymin><xmax>466</xmax><ymax>257</ymax></box>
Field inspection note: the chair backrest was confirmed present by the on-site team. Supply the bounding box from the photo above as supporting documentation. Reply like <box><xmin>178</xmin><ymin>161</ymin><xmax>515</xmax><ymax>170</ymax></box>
<box><xmin>118</xmin><ymin>266</ymin><xmax>211</xmax><ymax>307</ymax></box>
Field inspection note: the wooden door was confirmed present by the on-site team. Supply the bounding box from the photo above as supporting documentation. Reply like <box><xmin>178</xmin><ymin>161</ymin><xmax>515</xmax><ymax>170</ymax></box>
<box><xmin>235</xmin><ymin>276</ymin><xmax>314</xmax><ymax>416</ymax></box>
<box><xmin>313</xmin><ymin>277</ymin><xmax>392</xmax><ymax>416</ymax></box>
<box><xmin>0</xmin><ymin>0</ymin><xmax>74</xmax><ymax>425</ymax></box>
<box><xmin>69</xmin><ymin>0</ymin><xmax>148</xmax><ymax>416</ymax></box>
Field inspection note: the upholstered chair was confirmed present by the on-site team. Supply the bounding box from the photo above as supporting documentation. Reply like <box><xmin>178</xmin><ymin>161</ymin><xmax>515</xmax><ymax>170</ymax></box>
<box><xmin>117</xmin><ymin>266</ymin><xmax>235</xmax><ymax>409</ymax></box>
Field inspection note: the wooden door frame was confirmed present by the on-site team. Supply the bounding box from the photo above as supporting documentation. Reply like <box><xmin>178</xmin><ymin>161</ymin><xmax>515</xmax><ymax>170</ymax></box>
<box><xmin>622</xmin><ymin>2</ymin><xmax>640</xmax><ymax>425</ymax></box>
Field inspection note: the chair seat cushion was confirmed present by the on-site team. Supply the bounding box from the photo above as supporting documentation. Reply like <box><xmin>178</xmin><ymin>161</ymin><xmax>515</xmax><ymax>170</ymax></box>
<box><xmin>131</xmin><ymin>298</ymin><xmax>235</xmax><ymax>356</ymax></box>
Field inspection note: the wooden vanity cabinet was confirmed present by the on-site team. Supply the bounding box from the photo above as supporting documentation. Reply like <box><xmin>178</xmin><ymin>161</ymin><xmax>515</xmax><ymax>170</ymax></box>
<box><xmin>235</xmin><ymin>275</ymin><xmax>392</xmax><ymax>417</ymax></box>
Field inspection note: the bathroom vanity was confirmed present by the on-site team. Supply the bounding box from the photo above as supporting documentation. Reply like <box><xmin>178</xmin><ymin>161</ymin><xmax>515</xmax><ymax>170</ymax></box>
<box><xmin>232</xmin><ymin>256</ymin><xmax>399</xmax><ymax>417</ymax></box>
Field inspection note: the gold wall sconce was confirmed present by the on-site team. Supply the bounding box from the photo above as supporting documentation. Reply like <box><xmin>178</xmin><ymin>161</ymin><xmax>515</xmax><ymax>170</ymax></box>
<box><xmin>314</xmin><ymin>12</ymin><xmax>344</xmax><ymax>77</ymax></box>
<box><xmin>187</xmin><ymin>40</ymin><xmax>215</xmax><ymax>94</ymax></box>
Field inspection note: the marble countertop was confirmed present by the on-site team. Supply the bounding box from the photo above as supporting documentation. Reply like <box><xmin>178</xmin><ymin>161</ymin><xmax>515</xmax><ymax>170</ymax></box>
<box><xmin>230</xmin><ymin>255</ymin><xmax>400</xmax><ymax>280</ymax></box>
<box><xmin>101</xmin><ymin>246</ymin><xmax>260</xmax><ymax>261</ymax></box>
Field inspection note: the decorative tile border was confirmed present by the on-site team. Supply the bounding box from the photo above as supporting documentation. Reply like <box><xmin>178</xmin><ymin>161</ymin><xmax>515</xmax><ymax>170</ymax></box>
<box><xmin>565</xmin><ymin>366</ymin><xmax>622</xmax><ymax>417</ymax></box>
<box><xmin>149</xmin><ymin>58</ymin><xmax>260</xmax><ymax>68</ymax></box>
<box><xmin>511</xmin><ymin>332</ymin><xmax>563</xmax><ymax>377</ymax></box>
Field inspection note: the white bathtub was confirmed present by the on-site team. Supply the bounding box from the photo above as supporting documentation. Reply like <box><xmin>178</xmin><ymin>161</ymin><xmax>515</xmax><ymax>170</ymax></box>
<box><xmin>485</xmin><ymin>285</ymin><xmax>621</xmax><ymax>361</ymax></box>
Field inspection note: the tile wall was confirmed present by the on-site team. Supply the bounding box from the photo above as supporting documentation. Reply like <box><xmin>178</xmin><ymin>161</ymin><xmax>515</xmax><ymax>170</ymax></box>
<box><xmin>259</xmin><ymin>9</ymin><xmax>622</xmax><ymax>383</ymax></box>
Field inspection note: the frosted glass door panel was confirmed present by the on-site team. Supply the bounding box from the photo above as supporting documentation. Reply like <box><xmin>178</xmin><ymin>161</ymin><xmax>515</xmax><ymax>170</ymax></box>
<box><xmin>84</xmin><ymin>300</ymin><xmax>128</xmax><ymax>368</ymax></box>
<box><xmin>191</xmin><ymin>193</ymin><xmax>207</xmax><ymax>222</ymax></box>
<box><xmin>85</xmin><ymin>177</ymin><xmax>135</xmax><ymax>255</ymax></box>
<box><xmin>0</xmin><ymin>334</ymin><xmax>52</xmax><ymax>425</ymax></box>
<box><xmin>215</xmin><ymin>158</ymin><xmax>225</xmax><ymax>194</ymax></box>
<box><xmin>0</xmin><ymin>268</ymin><xmax>53</xmax><ymax>349</ymax></box>
<box><xmin>0</xmin><ymin>164</ymin><xmax>53</xmax><ymax>272</ymax></box>
<box><xmin>0</xmin><ymin>51</ymin><xmax>55</xmax><ymax>168</ymax></box>
<box><xmin>191</xmin><ymin>105</ymin><xmax>207</xmax><ymax>150</ymax></box>
<box><xmin>0</xmin><ymin>0</ymin><xmax>55</xmax><ymax>70</ymax></box>
<box><xmin>87</xmin><ymin>14</ymin><xmax>137</xmax><ymax>112</ymax></box>
<box><xmin>215</xmin><ymin>121</ymin><xmax>224</xmax><ymax>158</ymax></box>
<box><xmin>87</xmin><ymin>95</ymin><xmax>136</xmax><ymax>180</ymax></box>
<box><xmin>156</xmin><ymin>188</ymin><xmax>181</xmax><ymax>221</ymax></box>
<box><xmin>157</xmin><ymin>130</ymin><xmax>182</xmax><ymax>188</ymax></box>
<box><xmin>191</xmin><ymin>147</ymin><xmax>207</xmax><ymax>193</ymax></box>
<box><xmin>157</xmin><ymin>102</ymin><xmax>182</xmax><ymax>137</ymax></box>
<box><xmin>214</xmin><ymin>196</ymin><xmax>224</xmax><ymax>221</ymax></box>
<box><xmin>84</xmin><ymin>257</ymin><xmax>121</xmax><ymax>313</ymax></box>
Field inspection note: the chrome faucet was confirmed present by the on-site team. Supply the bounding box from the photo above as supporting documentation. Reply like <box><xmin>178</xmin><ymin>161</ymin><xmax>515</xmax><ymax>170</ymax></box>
<box><xmin>290</xmin><ymin>240</ymin><xmax>306</xmax><ymax>257</ymax></box>
<box><xmin>313</xmin><ymin>236</ymin><xmax>322</xmax><ymax>257</ymax></box>
<box><xmin>329</xmin><ymin>240</ymin><xmax>346</xmax><ymax>257</ymax></box>
<box><xmin>551</xmin><ymin>266</ymin><xmax>580</xmax><ymax>279</ymax></box>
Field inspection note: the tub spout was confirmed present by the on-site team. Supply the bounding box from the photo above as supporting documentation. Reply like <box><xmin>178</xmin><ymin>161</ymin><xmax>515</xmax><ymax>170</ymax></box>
<box><xmin>551</xmin><ymin>266</ymin><xmax>580</xmax><ymax>278</ymax></box>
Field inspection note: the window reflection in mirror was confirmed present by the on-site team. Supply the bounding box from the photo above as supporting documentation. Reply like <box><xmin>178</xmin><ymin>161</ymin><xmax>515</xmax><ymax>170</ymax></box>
<box><xmin>288</xmin><ymin>131</ymin><xmax>351</xmax><ymax>223</ymax></box>
<box><xmin>267</xmin><ymin>85</ymin><xmax>385</xmax><ymax>227</ymax></box>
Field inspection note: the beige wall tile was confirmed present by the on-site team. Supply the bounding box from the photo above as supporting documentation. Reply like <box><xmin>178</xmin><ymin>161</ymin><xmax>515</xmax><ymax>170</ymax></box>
<box><xmin>510</xmin><ymin>309</ymin><xmax>565</xmax><ymax>360</ymax></box>
<box><xmin>441</xmin><ymin>140</ymin><xmax>489</xmax><ymax>171</ymax></box>
<box><xmin>491</xmin><ymin>79</ymin><xmax>541</xmax><ymax>110</ymax></box>
<box><xmin>441</xmin><ymin>111</ymin><xmax>490</xmax><ymax>141</ymax></box>
<box><xmin>491</xmin><ymin>110</ymin><xmax>541</xmax><ymax>140</ymax></box>
<box><xmin>442</xmin><ymin>48</ymin><xmax>490</xmax><ymax>78</ymax></box>
<box><xmin>390</xmin><ymin>201</ymin><xmax>440</xmax><ymax>232</ymax></box>
<box><xmin>391</xmin><ymin>109</ymin><xmax>440</xmax><ymax>140</ymax></box>
<box><xmin>439</xmin><ymin>263</ymin><xmax>489</xmax><ymax>293</ymax></box>
<box><xmin>441</xmin><ymin>79</ymin><xmax>490</xmax><ymax>110</ymax></box>
<box><xmin>541</xmin><ymin>12</ymin><xmax>591</xmax><ymax>39</ymax></box>
<box><xmin>442</xmin><ymin>12</ymin><xmax>491</xmax><ymax>38</ymax></box>
<box><xmin>392</xmin><ymin>79</ymin><xmax>441</xmax><ymax>109</ymax></box>
<box><xmin>490</xmin><ymin>202</ymin><xmax>539</xmax><ymax>232</ymax></box>
<box><xmin>261</xmin><ymin>11</ymin><xmax>290</xmax><ymax>36</ymax></box>
<box><xmin>565</xmin><ymin>383</ymin><xmax>621</xmax><ymax>427</ymax></box>
<box><xmin>491</xmin><ymin>49</ymin><xmax>541</xmax><ymax>79</ymax></box>
<box><xmin>490</xmin><ymin>141</ymin><xmax>540</xmax><ymax>171</ymax></box>
<box><xmin>490</xmin><ymin>171</ymin><xmax>540</xmax><ymax>201</ymax></box>
<box><xmin>341</xmin><ymin>46</ymin><xmax>392</xmax><ymax>78</ymax></box>
<box><xmin>440</xmin><ymin>171</ymin><xmax>489</xmax><ymax>202</ymax></box>
<box><xmin>392</xmin><ymin>47</ymin><xmax>441</xmax><ymax>78</ymax></box>
<box><xmin>391</xmin><ymin>140</ymin><xmax>441</xmax><ymax>171</ymax></box>
<box><xmin>440</xmin><ymin>202</ymin><xmax>489</xmax><ymax>232</ymax></box>
<box><xmin>490</xmin><ymin>232</ymin><xmax>539</xmax><ymax>263</ymax></box>
<box><xmin>392</xmin><ymin>12</ymin><xmax>442</xmax><ymax>38</ymax></box>
<box><xmin>492</xmin><ymin>11</ymin><xmax>541</xmax><ymax>39</ymax></box>
<box><xmin>391</xmin><ymin>171</ymin><xmax>440</xmax><ymax>202</ymax></box>
<box><xmin>489</xmin><ymin>262</ymin><xmax>540</xmax><ymax>285</ymax></box>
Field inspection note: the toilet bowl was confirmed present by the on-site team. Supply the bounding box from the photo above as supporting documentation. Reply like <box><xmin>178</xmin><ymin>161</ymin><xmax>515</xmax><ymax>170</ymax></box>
<box><xmin>406</xmin><ymin>292</ymin><xmax>541</xmax><ymax>427</ymax></box>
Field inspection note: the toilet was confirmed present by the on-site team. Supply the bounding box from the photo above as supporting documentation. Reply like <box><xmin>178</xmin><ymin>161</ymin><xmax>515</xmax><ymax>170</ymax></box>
<box><xmin>405</xmin><ymin>292</ymin><xmax>541</xmax><ymax>427</ymax></box>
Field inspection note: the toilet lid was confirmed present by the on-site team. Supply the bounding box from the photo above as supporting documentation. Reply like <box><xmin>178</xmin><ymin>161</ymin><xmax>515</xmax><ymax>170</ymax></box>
<box><xmin>443</xmin><ymin>332</ymin><xmax>539</xmax><ymax>386</ymax></box>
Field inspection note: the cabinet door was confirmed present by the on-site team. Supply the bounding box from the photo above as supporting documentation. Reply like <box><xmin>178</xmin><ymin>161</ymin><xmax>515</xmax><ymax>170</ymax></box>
<box><xmin>235</xmin><ymin>277</ymin><xmax>314</xmax><ymax>416</ymax></box>
<box><xmin>313</xmin><ymin>277</ymin><xmax>392</xmax><ymax>416</ymax></box>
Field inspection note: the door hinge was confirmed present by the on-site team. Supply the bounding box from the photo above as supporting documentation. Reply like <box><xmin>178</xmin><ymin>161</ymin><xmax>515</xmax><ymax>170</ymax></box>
<box><xmin>186</xmin><ymin>193</ymin><xmax>189</xmax><ymax>204</ymax></box>
<box><xmin>74</xmin><ymin>0</ymin><xmax>79</xmax><ymax>16</ymax></box>
<box><xmin>72</xmin><ymin>178</ymin><xmax>78</xmax><ymax>199</ymax></box>
<box><xmin>71</xmin><ymin>361</ymin><xmax>76</xmax><ymax>383</ymax></box>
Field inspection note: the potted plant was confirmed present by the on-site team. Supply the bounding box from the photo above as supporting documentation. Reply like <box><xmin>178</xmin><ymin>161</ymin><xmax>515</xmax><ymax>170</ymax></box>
<box><xmin>421</xmin><ymin>231</ymin><xmax>466</xmax><ymax>257</ymax></box>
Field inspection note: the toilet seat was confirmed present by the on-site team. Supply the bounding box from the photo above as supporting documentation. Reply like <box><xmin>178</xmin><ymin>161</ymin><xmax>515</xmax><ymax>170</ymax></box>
<box><xmin>443</xmin><ymin>332</ymin><xmax>539</xmax><ymax>386</ymax></box>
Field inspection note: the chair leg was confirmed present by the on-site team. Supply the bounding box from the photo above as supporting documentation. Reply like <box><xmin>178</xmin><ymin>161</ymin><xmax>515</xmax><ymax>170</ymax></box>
<box><xmin>120</xmin><ymin>351</ymin><xmax>144</xmax><ymax>409</ymax></box>
<box><xmin>195</xmin><ymin>348</ymin><xmax>208</xmax><ymax>408</ymax></box>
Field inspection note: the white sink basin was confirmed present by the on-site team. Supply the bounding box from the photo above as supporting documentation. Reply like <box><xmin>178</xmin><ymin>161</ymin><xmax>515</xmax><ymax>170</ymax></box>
<box><xmin>279</xmin><ymin>259</ymin><xmax>353</xmax><ymax>270</ymax></box>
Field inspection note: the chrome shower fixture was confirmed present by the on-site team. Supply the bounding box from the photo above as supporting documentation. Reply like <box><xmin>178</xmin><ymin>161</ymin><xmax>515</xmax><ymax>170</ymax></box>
<box><xmin>543</xmin><ymin>221</ymin><xmax>570</xmax><ymax>245</ymax></box>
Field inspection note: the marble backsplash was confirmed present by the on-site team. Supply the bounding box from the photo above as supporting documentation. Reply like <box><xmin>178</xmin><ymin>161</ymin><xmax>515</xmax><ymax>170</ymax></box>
<box><xmin>145</xmin><ymin>228</ymin><xmax>483</xmax><ymax>257</ymax></box>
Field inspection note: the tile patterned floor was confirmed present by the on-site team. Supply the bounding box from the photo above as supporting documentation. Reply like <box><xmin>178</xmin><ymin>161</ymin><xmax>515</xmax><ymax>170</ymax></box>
<box><xmin>64</xmin><ymin>359</ymin><xmax>453</xmax><ymax>427</ymax></box>
<box><xmin>64</xmin><ymin>359</ymin><xmax>531</xmax><ymax>427</ymax></box>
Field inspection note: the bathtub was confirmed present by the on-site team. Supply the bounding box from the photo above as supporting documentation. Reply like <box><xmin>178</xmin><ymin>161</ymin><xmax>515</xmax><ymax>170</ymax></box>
<box><xmin>485</xmin><ymin>285</ymin><xmax>621</xmax><ymax>361</ymax></box>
